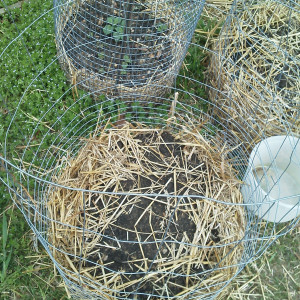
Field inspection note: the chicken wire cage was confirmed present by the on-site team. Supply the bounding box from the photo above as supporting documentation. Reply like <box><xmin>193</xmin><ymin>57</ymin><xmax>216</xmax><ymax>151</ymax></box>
<box><xmin>208</xmin><ymin>0</ymin><xmax>300</xmax><ymax>148</ymax></box>
<box><xmin>54</xmin><ymin>0</ymin><xmax>206</xmax><ymax>98</ymax></box>
<box><xmin>202</xmin><ymin>0</ymin><xmax>233</xmax><ymax>23</ymax></box>
<box><xmin>0</xmin><ymin>3</ymin><xmax>300</xmax><ymax>300</ymax></box>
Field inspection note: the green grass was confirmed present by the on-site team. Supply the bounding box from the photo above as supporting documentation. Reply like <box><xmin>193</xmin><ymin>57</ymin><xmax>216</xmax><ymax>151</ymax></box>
<box><xmin>0</xmin><ymin>0</ymin><xmax>71</xmax><ymax>298</ymax></box>
<box><xmin>0</xmin><ymin>165</ymin><xmax>67</xmax><ymax>298</ymax></box>
<box><xmin>0</xmin><ymin>0</ymin><xmax>20</xmax><ymax>10</ymax></box>
<box><xmin>226</xmin><ymin>227</ymin><xmax>300</xmax><ymax>299</ymax></box>
<box><xmin>257</xmin><ymin>230</ymin><xmax>299</xmax><ymax>299</ymax></box>
<box><xmin>0</xmin><ymin>1</ymin><xmax>299</xmax><ymax>299</ymax></box>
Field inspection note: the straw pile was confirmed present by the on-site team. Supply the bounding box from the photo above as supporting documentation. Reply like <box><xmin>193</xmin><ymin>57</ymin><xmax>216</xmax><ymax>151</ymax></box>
<box><xmin>208</xmin><ymin>0</ymin><xmax>300</xmax><ymax>148</ymax></box>
<box><xmin>55</xmin><ymin>0</ymin><xmax>186</xmax><ymax>99</ymax></box>
<box><xmin>48</xmin><ymin>120</ymin><xmax>245</xmax><ymax>299</ymax></box>
<box><xmin>204</xmin><ymin>0</ymin><xmax>233</xmax><ymax>19</ymax></box>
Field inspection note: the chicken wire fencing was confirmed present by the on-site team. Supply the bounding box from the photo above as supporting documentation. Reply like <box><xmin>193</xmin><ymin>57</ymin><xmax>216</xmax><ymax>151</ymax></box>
<box><xmin>0</xmin><ymin>1</ymin><xmax>299</xmax><ymax>300</ymax></box>
<box><xmin>54</xmin><ymin>0</ymin><xmax>206</xmax><ymax>98</ymax></box>
<box><xmin>208</xmin><ymin>0</ymin><xmax>300</xmax><ymax>146</ymax></box>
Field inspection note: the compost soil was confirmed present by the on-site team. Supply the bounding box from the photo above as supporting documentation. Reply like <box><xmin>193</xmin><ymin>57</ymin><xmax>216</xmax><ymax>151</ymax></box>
<box><xmin>62</xmin><ymin>0</ymin><xmax>172</xmax><ymax>86</ymax></box>
<box><xmin>78</xmin><ymin>131</ymin><xmax>221</xmax><ymax>298</ymax></box>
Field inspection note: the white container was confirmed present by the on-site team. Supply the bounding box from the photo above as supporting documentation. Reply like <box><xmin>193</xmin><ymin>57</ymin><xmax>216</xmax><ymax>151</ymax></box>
<box><xmin>241</xmin><ymin>136</ymin><xmax>300</xmax><ymax>223</ymax></box>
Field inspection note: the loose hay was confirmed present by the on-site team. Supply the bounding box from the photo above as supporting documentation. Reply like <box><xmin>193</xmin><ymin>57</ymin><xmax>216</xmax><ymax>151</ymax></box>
<box><xmin>193</xmin><ymin>1</ymin><xmax>234</xmax><ymax>49</ymax></box>
<box><xmin>208</xmin><ymin>0</ymin><xmax>300</xmax><ymax>149</ymax></box>
<box><xmin>48</xmin><ymin>120</ymin><xmax>246</xmax><ymax>299</ymax></box>
<box><xmin>204</xmin><ymin>0</ymin><xmax>233</xmax><ymax>20</ymax></box>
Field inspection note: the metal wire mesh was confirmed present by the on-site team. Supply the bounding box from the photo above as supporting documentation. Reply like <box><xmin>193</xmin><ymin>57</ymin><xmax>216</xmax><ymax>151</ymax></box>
<box><xmin>208</xmin><ymin>0</ymin><xmax>300</xmax><ymax>145</ymax></box>
<box><xmin>0</xmin><ymin>1</ymin><xmax>299</xmax><ymax>299</ymax></box>
<box><xmin>53</xmin><ymin>0</ymin><xmax>206</xmax><ymax>98</ymax></box>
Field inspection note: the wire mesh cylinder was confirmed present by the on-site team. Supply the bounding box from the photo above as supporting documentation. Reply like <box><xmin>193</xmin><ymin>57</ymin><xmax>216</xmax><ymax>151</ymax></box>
<box><xmin>2</xmin><ymin>79</ymin><xmax>250</xmax><ymax>300</ymax></box>
<box><xmin>53</xmin><ymin>0</ymin><xmax>206</xmax><ymax>98</ymax></box>
<box><xmin>0</xmin><ymin>4</ymin><xmax>299</xmax><ymax>300</ymax></box>
<box><xmin>208</xmin><ymin>0</ymin><xmax>300</xmax><ymax>146</ymax></box>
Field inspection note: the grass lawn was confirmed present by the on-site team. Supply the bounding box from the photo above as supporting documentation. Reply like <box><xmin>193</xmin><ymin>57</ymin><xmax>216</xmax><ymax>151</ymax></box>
<box><xmin>0</xmin><ymin>0</ymin><xmax>20</xmax><ymax>9</ymax></box>
<box><xmin>0</xmin><ymin>0</ymin><xmax>299</xmax><ymax>299</ymax></box>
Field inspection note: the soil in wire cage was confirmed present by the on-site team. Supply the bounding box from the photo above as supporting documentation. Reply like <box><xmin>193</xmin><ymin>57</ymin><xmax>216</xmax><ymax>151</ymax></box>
<box><xmin>62</xmin><ymin>0</ymin><xmax>172</xmax><ymax>86</ymax></box>
<box><xmin>49</xmin><ymin>123</ymin><xmax>245</xmax><ymax>299</ymax></box>
<box><xmin>81</xmin><ymin>131</ymin><xmax>219</xmax><ymax>297</ymax></box>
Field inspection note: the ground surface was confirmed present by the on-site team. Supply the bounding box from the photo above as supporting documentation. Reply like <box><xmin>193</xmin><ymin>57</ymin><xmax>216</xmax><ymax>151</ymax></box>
<box><xmin>0</xmin><ymin>0</ymin><xmax>299</xmax><ymax>299</ymax></box>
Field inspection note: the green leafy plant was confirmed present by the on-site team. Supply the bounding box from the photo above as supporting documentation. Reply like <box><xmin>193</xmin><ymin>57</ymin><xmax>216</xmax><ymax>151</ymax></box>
<box><xmin>156</xmin><ymin>23</ymin><xmax>168</xmax><ymax>33</ymax></box>
<box><xmin>98</xmin><ymin>52</ymin><xmax>105</xmax><ymax>60</ymax></box>
<box><xmin>121</xmin><ymin>54</ymin><xmax>131</xmax><ymax>75</ymax></box>
<box><xmin>103</xmin><ymin>17</ymin><xmax>126</xmax><ymax>42</ymax></box>
<box><xmin>98</xmin><ymin>52</ymin><xmax>105</xmax><ymax>73</ymax></box>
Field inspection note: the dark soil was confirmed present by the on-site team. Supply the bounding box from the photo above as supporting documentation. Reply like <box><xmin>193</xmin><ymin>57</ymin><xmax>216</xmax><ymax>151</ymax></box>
<box><xmin>62</xmin><ymin>0</ymin><xmax>172</xmax><ymax>86</ymax></box>
<box><xmin>78</xmin><ymin>131</ymin><xmax>221</xmax><ymax>299</ymax></box>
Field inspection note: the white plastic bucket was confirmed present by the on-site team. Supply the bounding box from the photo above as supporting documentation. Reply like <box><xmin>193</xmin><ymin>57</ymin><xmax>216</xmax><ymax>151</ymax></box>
<box><xmin>241</xmin><ymin>136</ymin><xmax>300</xmax><ymax>223</ymax></box>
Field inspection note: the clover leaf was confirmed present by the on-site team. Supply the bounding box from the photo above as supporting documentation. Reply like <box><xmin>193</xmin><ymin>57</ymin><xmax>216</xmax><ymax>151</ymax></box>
<box><xmin>106</xmin><ymin>17</ymin><xmax>114</xmax><ymax>24</ymax></box>
<box><xmin>103</xmin><ymin>17</ymin><xmax>126</xmax><ymax>42</ymax></box>
<box><xmin>103</xmin><ymin>24</ymin><xmax>113</xmax><ymax>35</ymax></box>
<box><xmin>124</xmin><ymin>55</ymin><xmax>131</xmax><ymax>63</ymax></box>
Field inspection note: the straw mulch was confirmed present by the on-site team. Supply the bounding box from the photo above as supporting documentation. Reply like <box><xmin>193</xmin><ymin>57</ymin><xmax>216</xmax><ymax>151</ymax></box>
<box><xmin>55</xmin><ymin>0</ymin><xmax>186</xmax><ymax>99</ymax></box>
<box><xmin>204</xmin><ymin>0</ymin><xmax>233</xmax><ymax>19</ymax></box>
<box><xmin>48</xmin><ymin>120</ymin><xmax>245</xmax><ymax>299</ymax></box>
<box><xmin>208</xmin><ymin>0</ymin><xmax>300</xmax><ymax>149</ymax></box>
<box><xmin>194</xmin><ymin>1</ymin><xmax>234</xmax><ymax>49</ymax></box>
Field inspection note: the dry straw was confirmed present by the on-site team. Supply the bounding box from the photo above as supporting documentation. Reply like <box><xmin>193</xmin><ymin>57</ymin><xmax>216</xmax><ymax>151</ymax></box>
<box><xmin>204</xmin><ymin>0</ymin><xmax>233</xmax><ymax>20</ymax></box>
<box><xmin>54</xmin><ymin>0</ymin><xmax>188</xmax><ymax>99</ymax></box>
<box><xmin>208</xmin><ymin>0</ymin><xmax>299</xmax><ymax>149</ymax></box>
<box><xmin>193</xmin><ymin>1</ymin><xmax>235</xmax><ymax>50</ymax></box>
<box><xmin>48</xmin><ymin>118</ymin><xmax>245</xmax><ymax>299</ymax></box>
